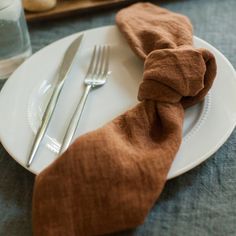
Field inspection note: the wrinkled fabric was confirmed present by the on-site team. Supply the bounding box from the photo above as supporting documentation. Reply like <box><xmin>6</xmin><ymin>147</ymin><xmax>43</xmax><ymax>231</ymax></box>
<box><xmin>32</xmin><ymin>3</ymin><xmax>217</xmax><ymax>236</ymax></box>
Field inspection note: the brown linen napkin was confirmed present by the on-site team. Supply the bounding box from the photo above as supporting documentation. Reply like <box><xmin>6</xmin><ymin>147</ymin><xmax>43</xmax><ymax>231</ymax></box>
<box><xmin>32</xmin><ymin>3</ymin><xmax>217</xmax><ymax>236</ymax></box>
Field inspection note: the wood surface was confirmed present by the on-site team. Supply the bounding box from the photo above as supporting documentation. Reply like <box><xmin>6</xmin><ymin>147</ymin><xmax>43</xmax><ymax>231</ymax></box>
<box><xmin>25</xmin><ymin>0</ymin><xmax>136</xmax><ymax>22</ymax></box>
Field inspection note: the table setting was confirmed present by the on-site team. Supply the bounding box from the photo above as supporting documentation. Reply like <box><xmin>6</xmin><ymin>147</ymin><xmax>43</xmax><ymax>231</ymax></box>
<box><xmin>0</xmin><ymin>0</ymin><xmax>236</xmax><ymax>235</ymax></box>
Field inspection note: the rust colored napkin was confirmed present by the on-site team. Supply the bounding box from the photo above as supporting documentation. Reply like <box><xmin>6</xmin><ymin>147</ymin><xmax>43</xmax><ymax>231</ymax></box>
<box><xmin>33</xmin><ymin>3</ymin><xmax>217</xmax><ymax>236</ymax></box>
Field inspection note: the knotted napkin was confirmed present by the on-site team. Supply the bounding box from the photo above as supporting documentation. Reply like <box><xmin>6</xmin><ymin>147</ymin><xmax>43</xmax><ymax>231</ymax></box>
<box><xmin>33</xmin><ymin>3</ymin><xmax>217</xmax><ymax>236</ymax></box>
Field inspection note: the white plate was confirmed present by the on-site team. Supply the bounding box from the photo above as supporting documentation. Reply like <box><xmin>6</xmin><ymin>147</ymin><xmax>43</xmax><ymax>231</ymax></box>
<box><xmin>0</xmin><ymin>26</ymin><xmax>236</xmax><ymax>179</ymax></box>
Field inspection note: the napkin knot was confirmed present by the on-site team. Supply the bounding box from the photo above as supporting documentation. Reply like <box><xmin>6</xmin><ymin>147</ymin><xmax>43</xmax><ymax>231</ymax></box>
<box><xmin>138</xmin><ymin>47</ymin><xmax>216</xmax><ymax>108</ymax></box>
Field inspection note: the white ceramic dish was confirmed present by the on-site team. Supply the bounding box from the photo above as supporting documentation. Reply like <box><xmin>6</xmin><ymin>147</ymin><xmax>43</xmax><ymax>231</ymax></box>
<box><xmin>0</xmin><ymin>26</ymin><xmax>236</xmax><ymax>179</ymax></box>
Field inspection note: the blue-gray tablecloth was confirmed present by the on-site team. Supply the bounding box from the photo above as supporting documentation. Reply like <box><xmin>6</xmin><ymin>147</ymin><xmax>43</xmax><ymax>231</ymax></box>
<box><xmin>0</xmin><ymin>0</ymin><xmax>235</xmax><ymax>235</ymax></box>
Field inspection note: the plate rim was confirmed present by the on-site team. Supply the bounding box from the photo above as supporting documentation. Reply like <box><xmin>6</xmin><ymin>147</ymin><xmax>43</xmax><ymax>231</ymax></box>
<box><xmin>167</xmin><ymin>35</ymin><xmax>236</xmax><ymax>179</ymax></box>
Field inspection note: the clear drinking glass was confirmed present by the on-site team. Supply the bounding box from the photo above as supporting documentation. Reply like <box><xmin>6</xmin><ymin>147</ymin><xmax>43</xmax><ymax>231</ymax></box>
<box><xmin>0</xmin><ymin>0</ymin><xmax>32</xmax><ymax>79</ymax></box>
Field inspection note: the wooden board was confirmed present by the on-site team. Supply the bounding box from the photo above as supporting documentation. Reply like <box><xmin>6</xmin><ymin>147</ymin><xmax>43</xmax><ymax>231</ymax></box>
<box><xmin>25</xmin><ymin>0</ymin><xmax>136</xmax><ymax>22</ymax></box>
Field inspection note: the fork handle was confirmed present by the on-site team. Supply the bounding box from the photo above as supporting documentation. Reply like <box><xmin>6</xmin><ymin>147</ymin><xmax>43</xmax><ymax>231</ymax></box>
<box><xmin>60</xmin><ymin>84</ymin><xmax>92</xmax><ymax>154</ymax></box>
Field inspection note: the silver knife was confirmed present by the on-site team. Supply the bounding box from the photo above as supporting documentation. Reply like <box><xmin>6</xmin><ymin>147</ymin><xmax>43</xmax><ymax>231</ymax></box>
<box><xmin>26</xmin><ymin>34</ymin><xmax>84</xmax><ymax>167</ymax></box>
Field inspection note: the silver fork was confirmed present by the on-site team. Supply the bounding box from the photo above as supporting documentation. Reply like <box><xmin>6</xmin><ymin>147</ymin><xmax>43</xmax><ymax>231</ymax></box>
<box><xmin>59</xmin><ymin>45</ymin><xmax>110</xmax><ymax>154</ymax></box>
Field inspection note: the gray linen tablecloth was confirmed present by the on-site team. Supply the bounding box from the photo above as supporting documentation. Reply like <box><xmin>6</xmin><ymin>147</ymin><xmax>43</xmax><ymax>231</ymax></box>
<box><xmin>0</xmin><ymin>0</ymin><xmax>235</xmax><ymax>235</ymax></box>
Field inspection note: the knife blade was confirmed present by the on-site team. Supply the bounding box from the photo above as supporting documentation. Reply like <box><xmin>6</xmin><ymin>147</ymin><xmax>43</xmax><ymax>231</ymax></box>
<box><xmin>26</xmin><ymin>34</ymin><xmax>84</xmax><ymax>167</ymax></box>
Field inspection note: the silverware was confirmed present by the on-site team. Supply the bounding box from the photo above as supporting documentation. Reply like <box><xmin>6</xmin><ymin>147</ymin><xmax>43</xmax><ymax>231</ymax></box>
<box><xmin>26</xmin><ymin>34</ymin><xmax>84</xmax><ymax>167</ymax></box>
<box><xmin>59</xmin><ymin>45</ymin><xmax>110</xmax><ymax>154</ymax></box>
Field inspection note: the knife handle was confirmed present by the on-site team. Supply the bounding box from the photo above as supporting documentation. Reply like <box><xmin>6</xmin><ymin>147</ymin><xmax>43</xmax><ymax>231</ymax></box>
<box><xmin>59</xmin><ymin>84</ymin><xmax>92</xmax><ymax>154</ymax></box>
<box><xmin>26</xmin><ymin>81</ymin><xmax>64</xmax><ymax>167</ymax></box>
